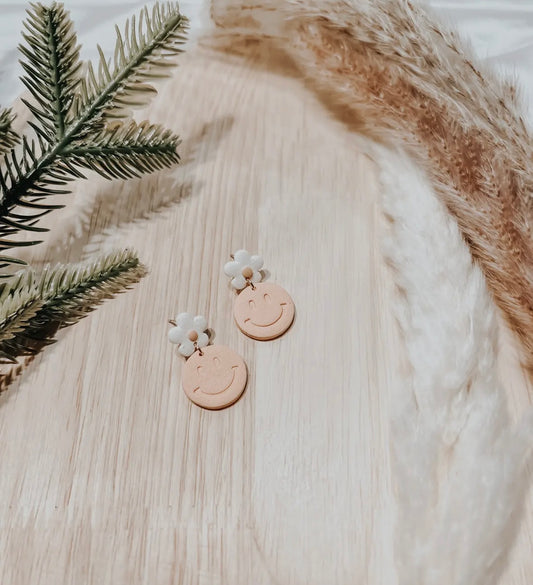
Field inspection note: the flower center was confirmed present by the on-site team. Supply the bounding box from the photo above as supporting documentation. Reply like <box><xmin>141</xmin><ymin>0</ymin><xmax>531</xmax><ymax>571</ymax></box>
<box><xmin>187</xmin><ymin>330</ymin><xmax>198</xmax><ymax>342</ymax></box>
<box><xmin>241</xmin><ymin>266</ymin><xmax>253</xmax><ymax>279</ymax></box>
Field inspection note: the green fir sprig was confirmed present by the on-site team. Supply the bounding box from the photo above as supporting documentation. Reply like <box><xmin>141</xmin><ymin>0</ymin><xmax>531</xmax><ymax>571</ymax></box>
<box><xmin>0</xmin><ymin>1</ymin><xmax>187</xmax><ymax>376</ymax></box>
<box><xmin>0</xmin><ymin>249</ymin><xmax>146</xmax><ymax>361</ymax></box>
<box><xmin>0</xmin><ymin>109</ymin><xmax>20</xmax><ymax>155</ymax></box>
<box><xmin>0</xmin><ymin>1</ymin><xmax>187</xmax><ymax>264</ymax></box>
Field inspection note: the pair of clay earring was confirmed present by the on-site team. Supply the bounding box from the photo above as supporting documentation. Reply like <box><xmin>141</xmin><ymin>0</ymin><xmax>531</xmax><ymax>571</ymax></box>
<box><xmin>168</xmin><ymin>250</ymin><xmax>295</xmax><ymax>410</ymax></box>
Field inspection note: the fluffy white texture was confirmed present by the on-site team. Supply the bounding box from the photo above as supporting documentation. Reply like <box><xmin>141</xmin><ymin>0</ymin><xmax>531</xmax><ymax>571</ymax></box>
<box><xmin>376</xmin><ymin>145</ymin><xmax>533</xmax><ymax>585</ymax></box>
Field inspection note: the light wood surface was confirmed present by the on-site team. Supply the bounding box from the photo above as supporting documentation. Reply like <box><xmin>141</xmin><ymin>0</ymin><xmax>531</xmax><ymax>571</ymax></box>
<box><xmin>0</xmin><ymin>43</ymin><xmax>532</xmax><ymax>585</ymax></box>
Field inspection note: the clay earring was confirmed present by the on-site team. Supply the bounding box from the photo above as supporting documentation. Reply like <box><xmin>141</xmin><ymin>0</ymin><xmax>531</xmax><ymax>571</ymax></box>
<box><xmin>168</xmin><ymin>312</ymin><xmax>247</xmax><ymax>410</ymax></box>
<box><xmin>224</xmin><ymin>249</ymin><xmax>295</xmax><ymax>340</ymax></box>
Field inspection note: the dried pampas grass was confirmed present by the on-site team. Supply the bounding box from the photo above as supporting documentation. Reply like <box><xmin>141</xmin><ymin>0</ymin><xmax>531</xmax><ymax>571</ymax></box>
<box><xmin>210</xmin><ymin>0</ymin><xmax>533</xmax><ymax>373</ymax></box>
<box><xmin>377</xmin><ymin>145</ymin><xmax>533</xmax><ymax>585</ymax></box>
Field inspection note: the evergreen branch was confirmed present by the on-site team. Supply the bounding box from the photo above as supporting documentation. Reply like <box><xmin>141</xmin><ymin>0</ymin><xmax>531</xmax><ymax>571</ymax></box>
<box><xmin>0</xmin><ymin>137</ymin><xmax>71</xmax><ymax>249</ymax></box>
<box><xmin>74</xmin><ymin>2</ymin><xmax>188</xmax><ymax>123</ymax></box>
<box><xmin>0</xmin><ymin>249</ymin><xmax>146</xmax><ymax>359</ymax></box>
<box><xmin>19</xmin><ymin>2</ymin><xmax>82</xmax><ymax>142</ymax></box>
<box><xmin>0</xmin><ymin>287</ymin><xmax>42</xmax><ymax>357</ymax></box>
<box><xmin>0</xmin><ymin>109</ymin><xmax>20</xmax><ymax>154</ymax></box>
<box><xmin>0</xmin><ymin>2</ymin><xmax>186</xmax><ymax>266</ymax></box>
<box><xmin>64</xmin><ymin>119</ymin><xmax>180</xmax><ymax>179</ymax></box>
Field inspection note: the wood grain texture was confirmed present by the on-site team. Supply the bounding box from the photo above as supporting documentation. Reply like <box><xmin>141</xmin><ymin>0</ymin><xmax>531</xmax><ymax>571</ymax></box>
<box><xmin>0</xmin><ymin>44</ymin><xmax>531</xmax><ymax>585</ymax></box>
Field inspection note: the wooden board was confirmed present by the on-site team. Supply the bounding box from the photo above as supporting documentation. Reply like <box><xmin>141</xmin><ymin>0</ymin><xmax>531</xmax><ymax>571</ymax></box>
<box><xmin>0</xmin><ymin>43</ymin><xmax>531</xmax><ymax>585</ymax></box>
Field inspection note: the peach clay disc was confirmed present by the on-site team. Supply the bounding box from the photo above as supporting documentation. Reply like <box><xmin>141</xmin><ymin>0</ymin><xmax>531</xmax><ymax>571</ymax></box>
<box><xmin>234</xmin><ymin>282</ymin><xmax>295</xmax><ymax>341</ymax></box>
<box><xmin>182</xmin><ymin>345</ymin><xmax>247</xmax><ymax>410</ymax></box>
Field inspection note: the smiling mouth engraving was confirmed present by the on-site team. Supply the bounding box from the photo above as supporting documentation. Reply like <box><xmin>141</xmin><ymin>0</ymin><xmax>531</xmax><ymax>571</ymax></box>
<box><xmin>193</xmin><ymin>365</ymin><xmax>238</xmax><ymax>395</ymax></box>
<box><xmin>244</xmin><ymin>304</ymin><xmax>286</xmax><ymax>327</ymax></box>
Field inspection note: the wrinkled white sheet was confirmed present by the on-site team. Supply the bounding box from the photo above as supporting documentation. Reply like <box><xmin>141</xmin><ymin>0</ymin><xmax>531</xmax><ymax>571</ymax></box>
<box><xmin>0</xmin><ymin>0</ymin><xmax>532</xmax><ymax>110</ymax></box>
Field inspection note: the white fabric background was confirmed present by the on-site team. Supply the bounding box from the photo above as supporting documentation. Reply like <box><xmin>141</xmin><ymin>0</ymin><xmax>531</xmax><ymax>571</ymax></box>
<box><xmin>1</xmin><ymin>0</ymin><xmax>533</xmax><ymax>109</ymax></box>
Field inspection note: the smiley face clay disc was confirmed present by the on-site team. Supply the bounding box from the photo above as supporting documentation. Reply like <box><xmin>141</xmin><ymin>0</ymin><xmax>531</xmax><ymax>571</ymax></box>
<box><xmin>182</xmin><ymin>345</ymin><xmax>247</xmax><ymax>410</ymax></box>
<box><xmin>234</xmin><ymin>282</ymin><xmax>295</xmax><ymax>340</ymax></box>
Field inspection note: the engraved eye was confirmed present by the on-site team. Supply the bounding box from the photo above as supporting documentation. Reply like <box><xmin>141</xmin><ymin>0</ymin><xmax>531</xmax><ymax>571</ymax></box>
<box><xmin>197</xmin><ymin>366</ymin><xmax>203</xmax><ymax>375</ymax></box>
<box><xmin>249</xmin><ymin>300</ymin><xmax>255</xmax><ymax>309</ymax></box>
<box><xmin>264</xmin><ymin>293</ymin><xmax>271</xmax><ymax>303</ymax></box>
<box><xmin>213</xmin><ymin>356</ymin><xmax>221</xmax><ymax>367</ymax></box>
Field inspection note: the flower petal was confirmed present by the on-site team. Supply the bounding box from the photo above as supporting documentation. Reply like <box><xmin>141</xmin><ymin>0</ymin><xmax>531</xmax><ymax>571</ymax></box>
<box><xmin>168</xmin><ymin>326</ymin><xmax>185</xmax><ymax>344</ymax></box>
<box><xmin>178</xmin><ymin>339</ymin><xmax>195</xmax><ymax>357</ymax></box>
<box><xmin>176</xmin><ymin>312</ymin><xmax>194</xmax><ymax>329</ymax></box>
<box><xmin>250</xmin><ymin>255</ymin><xmax>263</xmax><ymax>270</ymax></box>
<box><xmin>196</xmin><ymin>332</ymin><xmax>209</xmax><ymax>348</ymax></box>
<box><xmin>234</xmin><ymin>249</ymin><xmax>251</xmax><ymax>265</ymax></box>
<box><xmin>194</xmin><ymin>315</ymin><xmax>208</xmax><ymax>332</ymax></box>
<box><xmin>224</xmin><ymin>261</ymin><xmax>241</xmax><ymax>277</ymax></box>
<box><xmin>231</xmin><ymin>275</ymin><xmax>247</xmax><ymax>290</ymax></box>
<box><xmin>251</xmin><ymin>270</ymin><xmax>262</xmax><ymax>283</ymax></box>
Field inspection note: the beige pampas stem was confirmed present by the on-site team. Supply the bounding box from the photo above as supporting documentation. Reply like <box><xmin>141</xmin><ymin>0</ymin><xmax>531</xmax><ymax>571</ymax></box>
<box><xmin>378</xmin><ymin>145</ymin><xmax>533</xmax><ymax>585</ymax></box>
<box><xmin>210</xmin><ymin>0</ymin><xmax>533</xmax><ymax>374</ymax></box>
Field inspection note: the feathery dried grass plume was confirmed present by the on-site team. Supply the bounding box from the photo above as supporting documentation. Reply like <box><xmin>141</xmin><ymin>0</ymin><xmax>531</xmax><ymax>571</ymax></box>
<box><xmin>379</xmin><ymin>145</ymin><xmax>533</xmax><ymax>585</ymax></box>
<box><xmin>210</xmin><ymin>0</ymin><xmax>533</xmax><ymax>372</ymax></box>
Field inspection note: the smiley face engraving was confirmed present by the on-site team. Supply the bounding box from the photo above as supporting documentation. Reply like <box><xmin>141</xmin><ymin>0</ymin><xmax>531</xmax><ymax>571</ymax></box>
<box><xmin>234</xmin><ymin>282</ymin><xmax>295</xmax><ymax>340</ymax></box>
<box><xmin>193</xmin><ymin>359</ymin><xmax>238</xmax><ymax>395</ymax></box>
<box><xmin>182</xmin><ymin>345</ymin><xmax>247</xmax><ymax>409</ymax></box>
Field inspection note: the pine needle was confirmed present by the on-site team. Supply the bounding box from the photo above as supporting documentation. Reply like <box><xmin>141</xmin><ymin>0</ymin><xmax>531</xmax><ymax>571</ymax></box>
<box><xmin>0</xmin><ymin>249</ymin><xmax>146</xmax><ymax>360</ymax></box>
<box><xmin>64</xmin><ymin>119</ymin><xmax>181</xmax><ymax>180</ymax></box>
<box><xmin>0</xmin><ymin>2</ymin><xmax>187</xmax><ymax>268</ymax></box>
<box><xmin>19</xmin><ymin>2</ymin><xmax>82</xmax><ymax>141</ymax></box>
<box><xmin>74</xmin><ymin>2</ymin><xmax>188</xmax><ymax>121</ymax></box>
<box><xmin>0</xmin><ymin>109</ymin><xmax>20</xmax><ymax>155</ymax></box>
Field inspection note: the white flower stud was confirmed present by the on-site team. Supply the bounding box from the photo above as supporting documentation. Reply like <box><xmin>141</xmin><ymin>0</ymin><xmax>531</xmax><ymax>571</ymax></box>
<box><xmin>224</xmin><ymin>249</ymin><xmax>295</xmax><ymax>341</ymax></box>
<box><xmin>168</xmin><ymin>311</ymin><xmax>248</xmax><ymax>410</ymax></box>
<box><xmin>224</xmin><ymin>249</ymin><xmax>264</xmax><ymax>290</ymax></box>
<box><xmin>168</xmin><ymin>312</ymin><xmax>209</xmax><ymax>357</ymax></box>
